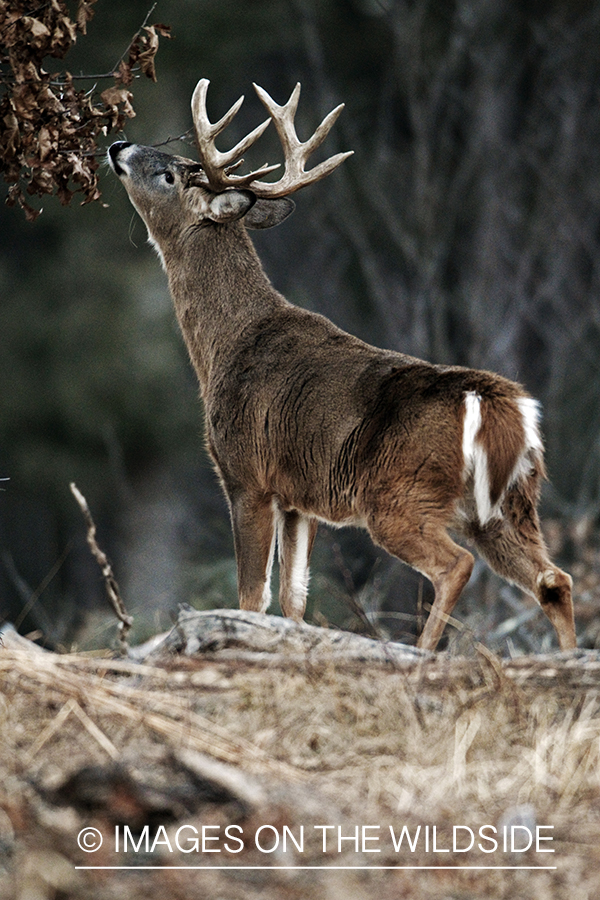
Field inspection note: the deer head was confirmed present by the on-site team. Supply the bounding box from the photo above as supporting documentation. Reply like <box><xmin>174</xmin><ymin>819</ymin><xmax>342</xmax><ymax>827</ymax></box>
<box><xmin>109</xmin><ymin>79</ymin><xmax>353</xmax><ymax>253</ymax></box>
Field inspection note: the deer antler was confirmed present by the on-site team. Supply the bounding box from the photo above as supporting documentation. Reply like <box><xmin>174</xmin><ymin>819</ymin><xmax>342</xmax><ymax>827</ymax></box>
<box><xmin>249</xmin><ymin>83</ymin><xmax>353</xmax><ymax>197</ymax></box>
<box><xmin>190</xmin><ymin>79</ymin><xmax>353</xmax><ymax>197</ymax></box>
<box><xmin>191</xmin><ymin>79</ymin><xmax>280</xmax><ymax>191</ymax></box>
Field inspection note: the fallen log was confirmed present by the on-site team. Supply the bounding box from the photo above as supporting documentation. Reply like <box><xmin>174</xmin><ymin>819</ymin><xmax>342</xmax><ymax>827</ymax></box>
<box><xmin>143</xmin><ymin>605</ymin><xmax>431</xmax><ymax>667</ymax></box>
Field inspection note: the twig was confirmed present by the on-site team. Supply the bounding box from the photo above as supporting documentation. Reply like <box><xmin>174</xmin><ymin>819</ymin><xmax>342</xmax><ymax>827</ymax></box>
<box><xmin>55</xmin><ymin>128</ymin><xmax>196</xmax><ymax>160</ymax></box>
<box><xmin>24</xmin><ymin>696</ymin><xmax>119</xmax><ymax>763</ymax></box>
<box><xmin>111</xmin><ymin>1</ymin><xmax>157</xmax><ymax>75</ymax></box>
<box><xmin>68</xmin><ymin>697</ymin><xmax>120</xmax><ymax>759</ymax></box>
<box><xmin>151</xmin><ymin>128</ymin><xmax>195</xmax><ymax>149</ymax></box>
<box><xmin>12</xmin><ymin>542</ymin><xmax>72</xmax><ymax>632</ymax></box>
<box><xmin>23</xmin><ymin>697</ymin><xmax>75</xmax><ymax>763</ymax></box>
<box><xmin>70</xmin><ymin>482</ymin><xmax>133</xmax><ymax>654</ymax></box>
<box><xmin>331</xmin><ymin>541</ymin><xmax>383</xmax><ymax>639</ymax></box>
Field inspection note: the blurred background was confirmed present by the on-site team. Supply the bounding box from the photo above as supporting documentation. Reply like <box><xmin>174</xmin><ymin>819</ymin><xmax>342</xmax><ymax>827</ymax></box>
<box><xmin>2</xmin><ymin>0</ymin><xmax>600</xmax><ymax>653</ymax></box>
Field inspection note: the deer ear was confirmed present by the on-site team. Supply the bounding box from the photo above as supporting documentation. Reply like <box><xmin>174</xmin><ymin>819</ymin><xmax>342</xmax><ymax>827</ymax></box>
<box><xmin>243</xmin><ymin>197</ymin><xmax>296</xmax><ymax>229</ymax></box>
<box><xmin>207</xmin><ymin>190</ymin><xmax>256</xmax><ymax>223</ymax></box>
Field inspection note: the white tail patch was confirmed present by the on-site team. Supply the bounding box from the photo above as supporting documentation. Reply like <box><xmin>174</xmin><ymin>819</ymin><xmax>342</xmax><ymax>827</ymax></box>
<box><xmin>506</xmin><ymin>396</ymin><xmax>543</xmax><ymax>488</ymax></box>
<box><xmin>517</xmin><ymin>396</ymin><xmax>543</xmax><ymax>454</ymax></box>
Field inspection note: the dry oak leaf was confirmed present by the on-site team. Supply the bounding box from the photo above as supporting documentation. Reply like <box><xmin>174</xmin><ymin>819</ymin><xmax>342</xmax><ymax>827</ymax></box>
<box><xmin>76</xmin><ymin>0</ymin><xmax>97</xmax><ymax>35</ymax></box>
<box><xmin>100</xmin><ymin>85</ymin><xmax>135</xmax><ymax>125</ymax></box>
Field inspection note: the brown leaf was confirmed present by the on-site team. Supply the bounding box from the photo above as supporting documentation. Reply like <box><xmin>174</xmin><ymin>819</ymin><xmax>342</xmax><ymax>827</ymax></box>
<box><xmin>2</xmin><ymin>111</ymin><xmax>20</xmax><ymax>157</ymax></box>
<box><xmin>137</xmin><ymin>26</ymin><xmax>160</xmax><ymax>83</ymax></box>
<box><xmin>57</xmin><ymin>180</ymin><xmax>74</xmax><ymax>205</ymax></box>
<box><xmin>48</xmin><ymin>18</ymin><xmax>78</xmax><ymax>58</ymax></box>
<box><xmin>11</xmin><ymin>85</ymin><xmax>39</xmax><ymax>121</ymax></box>
<box><xmin>100</xmin><ymin>86</ymin><xmax>136</xmax><ymax>122</ymax></box>
<box><xmin>2</xmin><ymin>1</ymin><xmax>169</xmax><ymax>217</ymax></box>
<box><xmin>115</xmin><ymin>59</ymin><xmax>133</xmax><ymax>87</ymax></box>
<box><xmin>37</xmin><ymin>126</ymin><xmax>55</xmax><ymax>162</ymax></box>
<box><xmin>11</xmin><ymin>58</ymin><xmax>41</xmax><ymax>85</ymax></box>
<box><xmin>153</xmin><ymin>24</ymin><xmax>171</xmax><ymax>38</ymax></box>
<box><xmin>27</xmin><ymin>166</ymin><xmax>54</xmax><ymax>195</ymax></box>
<box><xmin>7</xmin><ymin>184</ymin><xmax>42</xmax><ymax>221</ymax></box>
<box><xmin>21</xmin><ymin>17</ymin><xmax>51</xmax><ymax>49</ymax></box>
<box><xmin>37</xmin><ymin>85</ymin><xmax>66</xmax><ymax>115</ymax></box>
<box><xmin>76</xmin><ymin>0</ymin><xmax>97</xmax><ymax>35</ymax></box>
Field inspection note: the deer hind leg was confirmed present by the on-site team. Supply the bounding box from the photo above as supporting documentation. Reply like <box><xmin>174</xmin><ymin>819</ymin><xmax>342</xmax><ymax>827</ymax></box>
<box><xmin>471</xmin><ymin>495</ymin><xmax>576</xmax><ymax>651</ymax></box>
<box><xmin>277</xmin><ymin>510</ymin><xmax>318</xmax><ymax>620</ymax></box>
<box><xmin>369</xmin><ymin>515</ymin><xmax>474</xmax><ymax>651</ymax></box>
<box><xmin>230</xmin><ymin>493</ymin><xmax>278</xmax><ymax>613</ymax></box>
<box><xmin>414</xmin><ymin>535</ymin><xmax>474</xmax><ymax>651</ymax></box>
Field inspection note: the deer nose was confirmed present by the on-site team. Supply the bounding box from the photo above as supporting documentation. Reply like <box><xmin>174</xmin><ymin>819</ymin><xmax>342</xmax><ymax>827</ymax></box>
<box><xmin>108</xmin><ymin>142</ymin><xmax>133</xmax><ymax>175</ymax></box>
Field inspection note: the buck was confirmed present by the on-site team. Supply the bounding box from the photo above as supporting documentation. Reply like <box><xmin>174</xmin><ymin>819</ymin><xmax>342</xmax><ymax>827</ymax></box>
<box><xmin>109</xmin><ymin>78</ymin><xmax>576</xmax><ymax>652</ymax></box>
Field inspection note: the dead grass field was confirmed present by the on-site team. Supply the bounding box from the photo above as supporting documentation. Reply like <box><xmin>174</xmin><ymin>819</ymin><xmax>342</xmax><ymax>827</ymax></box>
<box><xmin>2</xmin><ymin>620</ymin><xmax>600</xmax><ymax>900</ymax></box>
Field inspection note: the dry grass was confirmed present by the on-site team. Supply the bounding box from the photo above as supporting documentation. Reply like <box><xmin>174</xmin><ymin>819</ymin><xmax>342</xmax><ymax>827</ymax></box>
<box><xmin>1</xmin><ymin>630</ymin><xmax>600</xmax><ymax>899</ymax></box>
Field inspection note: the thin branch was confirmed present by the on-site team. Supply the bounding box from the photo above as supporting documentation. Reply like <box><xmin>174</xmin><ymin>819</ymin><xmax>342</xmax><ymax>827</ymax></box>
<box><xmin>12</xmin><ymin>541</ymin><xmax>72</xmax><ymax>632</ymax></box>
<box><xmin>111</xmin><ymin>1</ymin><xmax>157</xmax><ymax>75</ymax></box>
<box><xmin>70</xmin><ymin>482</ymin><xmax>132</xmax><ymax>654</ymax></box>
<box><xmin>331</xmin><ymin>541</ymin><xmax>383</xmax><ymax>640</ymax></box>
<box><xmin>151</xmin><ymin>129</ymin><xmax>196</xmax><ymax>149</ymax></box>
<box><xmin>0</xmin><ymin>69</ymin><xmax>140</xmax><ymax>87</ymax></box>
<box><xmin>54</xmin><ymin>129</ymin><xmax>196</xmax><ymax>160</ymax></box>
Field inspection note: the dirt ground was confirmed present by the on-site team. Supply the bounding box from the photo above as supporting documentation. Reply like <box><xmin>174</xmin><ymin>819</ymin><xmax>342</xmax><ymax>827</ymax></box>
<box><xmin>2</xmin><ymin>619</ymin><xmax>600</xmax><ymax>900</ymax></box>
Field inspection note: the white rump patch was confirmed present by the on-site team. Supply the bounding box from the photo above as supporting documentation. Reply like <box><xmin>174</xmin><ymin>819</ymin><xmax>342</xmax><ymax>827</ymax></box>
<box><xmin>462</xmin><ymin>392</ymin><xmax>495</xmax><ymax>525</ymax></box>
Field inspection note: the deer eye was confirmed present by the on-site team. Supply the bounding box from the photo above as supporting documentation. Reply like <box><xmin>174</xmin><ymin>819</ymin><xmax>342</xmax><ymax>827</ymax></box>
<box><xmin>163</xmin><ymin>171</ymin><xmax>175</xmax><ymax>185</ymax></box>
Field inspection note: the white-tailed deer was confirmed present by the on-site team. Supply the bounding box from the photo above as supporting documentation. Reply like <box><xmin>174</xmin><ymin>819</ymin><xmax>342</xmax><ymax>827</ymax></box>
<box><xmin>109</xmin><ymin>78</ymin><xmax>576</xmax><ymax>652</ymax></box>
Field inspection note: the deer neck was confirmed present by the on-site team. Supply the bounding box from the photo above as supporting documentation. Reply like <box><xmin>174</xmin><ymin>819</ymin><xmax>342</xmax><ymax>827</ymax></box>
<box><xmin>162</xmin><ymin>221</ymin><xmax>285</xmax><ymax>392</ymax></box>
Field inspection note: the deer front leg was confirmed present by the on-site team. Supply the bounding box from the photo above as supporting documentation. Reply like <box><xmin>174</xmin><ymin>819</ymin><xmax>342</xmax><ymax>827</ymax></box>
<box><xmin>230</xmin><ymin>493</ymin><xmax>277</xmax><ymax>613</ymax></box>
<box><xmin>277</xmin><ymin>510</ymin><xmax>318</xmax><ymax>620</ymax></box>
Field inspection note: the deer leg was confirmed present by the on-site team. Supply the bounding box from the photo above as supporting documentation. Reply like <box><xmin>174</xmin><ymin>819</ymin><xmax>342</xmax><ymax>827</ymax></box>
<box><xmin>369</xmin><ymin>516</ymin><xmax>474</xmax><ymax>651</ymax></box>
<box><xmin>277</xmin><ymin>510</ymin><xmax>318</xmax><ymax>620</ymax></box>
<box><xmin>414</xmin><ymin>537</ymin><xmax>474</xmax><ymax>651</ymax></box>
<box><xmin>472</xmin><ymin>512</ymin><xmax>576</xmax><ymax>651</ymax></box>
<box><xmin>536</xmin><ymin>567</ymin><xmax>575</xmax><ymax>650</ymax></box>
<box><xmin>230</xmin><ymin>493</ymin><xmax>278</xmax><ymax>613</ymax></box>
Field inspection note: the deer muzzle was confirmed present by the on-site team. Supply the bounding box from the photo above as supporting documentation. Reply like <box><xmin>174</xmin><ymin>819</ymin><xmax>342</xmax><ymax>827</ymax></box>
<box><xmin>108</xmin><ymin>142</ymin><xmax>134</xmax><ymax>177</ymax></box>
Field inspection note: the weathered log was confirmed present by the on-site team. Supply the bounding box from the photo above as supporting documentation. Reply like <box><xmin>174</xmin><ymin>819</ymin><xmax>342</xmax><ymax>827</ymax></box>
<box><xmin>144</xmin><ymin>605</ymin><xmax>431</xmax><ymax>666</ymax></box>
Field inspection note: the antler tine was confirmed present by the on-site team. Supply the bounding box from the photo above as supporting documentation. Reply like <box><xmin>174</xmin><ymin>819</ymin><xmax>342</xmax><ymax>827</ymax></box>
<box><xmin>191</xmin><ymin>79</ymin><xmax>245</xmax><ymax>139</ymax></box>
<box><xmin>256</xmin><ymin>81</ymin><xmax>302</xmax><ymax>125</ymax></box>
<box><xmin>248</xmin><ymin>82</ymin><xmax>353</xmax><ymax>197</ymax></box>
<box><xmin>305</xmin><ymin>103</ymin><xmax>345</xmax><ymax>154</ymax></box>
<box><xmin>190</xmin><ymin>78</ymin><xmax>279</xmax><ymax>191</ymax></box>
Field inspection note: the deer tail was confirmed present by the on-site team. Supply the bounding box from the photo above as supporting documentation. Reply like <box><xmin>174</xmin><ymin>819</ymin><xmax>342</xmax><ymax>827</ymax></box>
<box><xmin>462</xmin><ymin>390</ymin><xmax>544</xmax><ymax>526</ymax></box>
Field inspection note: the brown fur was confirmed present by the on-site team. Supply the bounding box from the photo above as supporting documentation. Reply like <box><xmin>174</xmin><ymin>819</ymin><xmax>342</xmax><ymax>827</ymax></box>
<box><xmin>479</xmin><ymin>392</ymin><xmax>526</xmax><ymax>506</ymax></box>
<box><xmin>108</xmin><ymin>93</ymin><xmax>576</xmax><ymax>653</ymax></box>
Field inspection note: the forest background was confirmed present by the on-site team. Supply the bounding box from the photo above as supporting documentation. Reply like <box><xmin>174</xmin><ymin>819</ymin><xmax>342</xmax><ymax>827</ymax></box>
<box><xmin>1</xmin><ymin>0</ymin><xmax>599</xmax><ymax>652</ymax></box>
